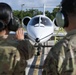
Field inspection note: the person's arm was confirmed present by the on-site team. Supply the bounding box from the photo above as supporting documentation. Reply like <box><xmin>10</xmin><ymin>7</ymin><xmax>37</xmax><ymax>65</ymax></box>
<box><xmin>42</xmin><ymin>47</ymin><xmax>59</xmax><ymax>75</ymax></box>
<box><xmin>16</xmin><ymin>27</ymin><xmax>35</xmax><ymax>60</ymax></box>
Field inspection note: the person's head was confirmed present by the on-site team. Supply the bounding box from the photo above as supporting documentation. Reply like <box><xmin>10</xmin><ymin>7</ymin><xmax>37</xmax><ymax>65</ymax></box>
<box><xmin>0</xmin><ymin>2</ymin><xmax>20</xmax><ymax>33</ymax></box>
<box><xmin>55</xmin><ymin>0</ymin><xmax>76</xmax><ymax>31</ymax></box>
<box><xmin>0</xmin><ymin>2</ymin><xmax>12</xmax><ymax>32</ymax></box>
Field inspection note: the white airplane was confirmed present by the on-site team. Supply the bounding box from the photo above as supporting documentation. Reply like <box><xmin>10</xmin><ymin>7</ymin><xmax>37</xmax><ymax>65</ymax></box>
<box><xmin>22</xmin><ymin>11</ymin><xmax>55</xmax><ymax>55</ymax></box>
<box><xmin>22</xmin><ymin>15</ymin><xmax>54</xmax><ymax>43</ymax></box>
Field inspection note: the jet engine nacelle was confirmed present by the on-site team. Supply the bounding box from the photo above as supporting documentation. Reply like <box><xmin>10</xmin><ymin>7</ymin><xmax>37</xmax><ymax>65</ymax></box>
<box><xmin>53</xmin><ymin>18</ymin><xmax>59</xmax><ymax>31</ymax></box>
<box><xmin>22</xmin><ymin>16</ymin><xmax>31</xmax><ymax>29</ymax></box>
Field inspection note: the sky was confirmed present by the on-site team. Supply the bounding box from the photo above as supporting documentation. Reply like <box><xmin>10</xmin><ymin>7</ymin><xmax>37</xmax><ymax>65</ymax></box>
<box><xmin>0</xmin><ymin>0</ymin><xmax>61</xmax><ymax>12</ymax></box>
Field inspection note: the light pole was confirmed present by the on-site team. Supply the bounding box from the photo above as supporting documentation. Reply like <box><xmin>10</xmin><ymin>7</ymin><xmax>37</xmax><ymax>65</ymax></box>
<box><xmin>21</xmin><ymin>4</ymin><xmax>25</xmax><ymax>11</ymax></box>
<box><xmin>20</xmin><ymin>4</ymin><xmax>25</xmax><ymax>23</ymax></box>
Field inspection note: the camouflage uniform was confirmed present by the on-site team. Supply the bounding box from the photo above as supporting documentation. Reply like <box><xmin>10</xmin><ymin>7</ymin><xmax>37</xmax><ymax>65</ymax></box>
<box><xmin>42</xmin><ymin>29</ymin><xmax>76</xmax><ymax>75</ymax></box>
<box><xmin>0</xmin><ymin>35</ymin><xmax>35</xmax><ymax>75</ymax></box>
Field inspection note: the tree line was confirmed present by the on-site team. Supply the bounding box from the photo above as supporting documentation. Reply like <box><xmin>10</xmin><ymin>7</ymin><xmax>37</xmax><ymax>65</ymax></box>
<box><xmin>13</xmin><ymin>7</ymin><xmax>60</xmax><ymax>21</ymax></box>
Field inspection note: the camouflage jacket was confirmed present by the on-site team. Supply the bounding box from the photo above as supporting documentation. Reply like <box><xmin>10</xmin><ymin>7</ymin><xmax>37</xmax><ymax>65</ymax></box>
<box><xmin>42</xmin><ymin>29</ymin><xmax>76</xmax><ymax>75</ymax></box>
<box><xmin>0</xmin><ymin>35</ymin><xmax>35</xmax><ymax>75</ymax></box>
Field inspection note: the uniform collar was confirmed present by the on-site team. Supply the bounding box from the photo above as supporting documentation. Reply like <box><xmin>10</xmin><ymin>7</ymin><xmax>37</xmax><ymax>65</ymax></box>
<box><xmin>67</xmin><ymin>29</ymin><xmax>76</xmax><ymax>36</ymax></box>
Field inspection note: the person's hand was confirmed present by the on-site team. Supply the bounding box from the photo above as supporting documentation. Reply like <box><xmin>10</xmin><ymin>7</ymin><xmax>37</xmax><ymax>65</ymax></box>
<box><xmin>16</xmin><ymin>27</ymin><xmax>24</xmax><ymax>40</ymax></box>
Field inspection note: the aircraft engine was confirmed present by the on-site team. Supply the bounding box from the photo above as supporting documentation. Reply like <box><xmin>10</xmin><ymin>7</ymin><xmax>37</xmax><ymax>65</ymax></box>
<box><xmin>53</xmin><ymin>18</ymin><xmax>59</xmax><ymax>31</ymax></box>
<box><xmin>22</xmin><ymin>16</ymin><xmax>31</xmax><ymax>29</ymax></box>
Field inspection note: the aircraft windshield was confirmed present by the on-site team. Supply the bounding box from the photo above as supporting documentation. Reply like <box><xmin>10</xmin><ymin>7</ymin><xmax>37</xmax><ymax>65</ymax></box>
<box><xmin>28</xmin><ymin>17</ymin><xmax>39</xmax><ymax>25</ymax></box>
<box><xmin>40</xmin><ymin>17</ymin><xmax>52</xmax><ymax>26</ymax></box>
<box><xmin>28</xmin><ymin>16</ymin><xmax>52</xmax><ymax>26</ymax></box>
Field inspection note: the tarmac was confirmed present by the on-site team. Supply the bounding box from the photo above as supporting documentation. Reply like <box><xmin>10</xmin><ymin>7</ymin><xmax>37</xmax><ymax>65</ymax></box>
<box><xmin>25</xmin><ymin>40</ymin><xmax>55</xmax><ymax>75</ymax></box>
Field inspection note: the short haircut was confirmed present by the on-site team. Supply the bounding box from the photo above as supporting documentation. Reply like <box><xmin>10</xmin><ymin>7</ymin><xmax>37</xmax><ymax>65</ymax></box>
<box><xmin>61</xmin><ymin>0</ymin><xmax>76</xmax><ymax>14</ymax></box>
<box><xmin>0</xmin><ymin>2</ymin><xmax>12</xmax><ymax>22</ymax></box>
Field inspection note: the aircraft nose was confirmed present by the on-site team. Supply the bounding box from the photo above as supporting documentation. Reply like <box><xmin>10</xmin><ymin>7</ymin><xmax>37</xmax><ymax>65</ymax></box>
<box><xmin>35</xmin><ymin>38</ymin><xmax>40</xmax><ymax>43</ymax></box>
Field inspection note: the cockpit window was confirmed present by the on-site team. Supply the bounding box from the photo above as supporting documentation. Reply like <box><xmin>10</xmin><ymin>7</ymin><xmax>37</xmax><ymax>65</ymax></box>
<box><xmin>28</xmin><ymin>17</ymin><xmax>39</xmax><ymax>25</ymax></box>
<box><xmin>40</xmin><ymin>17</ymin><xmax>52</xmax><ymax>26</ymax></box>
<box><xmin>28</xmin><ymin>16</ymin><xmax>52</xmax><ymax>26</ymax></box>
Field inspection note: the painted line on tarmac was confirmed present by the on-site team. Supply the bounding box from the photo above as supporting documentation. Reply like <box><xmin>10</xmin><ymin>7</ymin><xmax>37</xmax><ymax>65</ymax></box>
<box><xmin>38</xmin><ymin>48</ymin><xmax>44</xmax><ymax>75</ymax></box>
<box><xmin>33</xmin><ymin>53</ymin><xmax>42</xmax><ymax>75</ymax></box>
<box><xmin>33</xmin><ymin>47</ymin><xmax>45</xmax><ymax>75</ymax></box>
<box><xmin>28</xmin><ymin>55</ymin><xmax>38</xmax><ymax>75</ymax></box>
<box><xmin>28</xmin><ymin>47</ymin><xmax>45</xmax><ymax>75</ymax></box>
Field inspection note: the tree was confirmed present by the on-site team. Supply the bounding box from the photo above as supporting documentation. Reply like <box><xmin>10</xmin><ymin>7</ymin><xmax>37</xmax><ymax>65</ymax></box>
<box><xmin>51</xmin><ymin>5</ymin><xmax>60</xmax><ymax>20</ymax></box>
<box><xmin>13</xmin><ymin>5</ymin><xmax>60</xmax><ymax>21</ymax></box>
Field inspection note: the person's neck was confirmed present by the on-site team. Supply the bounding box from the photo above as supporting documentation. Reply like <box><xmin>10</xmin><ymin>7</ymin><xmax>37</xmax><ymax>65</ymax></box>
<box><xmin>65</xmin><ymin>16</ymin><xmax>76</xmax><ymax>32</ymax></box>
<box><xmin>0</xmin><ymin>30</ymin><xmax>9</xmax><ymax>39</ymax></box>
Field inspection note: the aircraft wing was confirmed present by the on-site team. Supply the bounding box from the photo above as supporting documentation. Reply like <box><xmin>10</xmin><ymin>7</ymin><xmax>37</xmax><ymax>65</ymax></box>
<box><xmin>9</xmin><ymin>31</ymin><xmax>29</xmax><ymax>39</ymax></box>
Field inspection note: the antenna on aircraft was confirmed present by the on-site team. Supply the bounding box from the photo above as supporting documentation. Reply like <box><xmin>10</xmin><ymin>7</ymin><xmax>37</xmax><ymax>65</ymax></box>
<box><xmin>43</xmin><ymin>4</ymin><xmax>45</xmax><ymax>16</ymax></box>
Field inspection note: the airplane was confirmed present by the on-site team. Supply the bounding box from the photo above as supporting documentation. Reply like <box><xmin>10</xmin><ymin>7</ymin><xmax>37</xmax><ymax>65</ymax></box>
<box><xmin>22</xmin><ymin>7</ymin><xmax>55</xmax><ymax>55</ymax></box>
<box><xmin>22</xmin><ymin>15</ymin><xmax>54</xmax><ymax>43</ymax></box>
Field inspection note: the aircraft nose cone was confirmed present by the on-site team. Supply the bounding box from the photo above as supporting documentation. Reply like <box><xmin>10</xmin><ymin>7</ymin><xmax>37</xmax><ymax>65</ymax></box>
<box><xmin>35</xmin><ymin>38</ymin><xmax>40</xmax><ymax>43</ymax></box>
